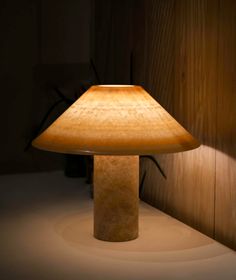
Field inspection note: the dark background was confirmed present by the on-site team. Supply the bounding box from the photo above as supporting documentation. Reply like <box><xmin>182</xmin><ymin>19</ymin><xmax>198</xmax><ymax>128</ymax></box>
<box><xmin>0</xmin><ymin>0</ymin><xmax>91</xmax><ymax>173</ymax></box>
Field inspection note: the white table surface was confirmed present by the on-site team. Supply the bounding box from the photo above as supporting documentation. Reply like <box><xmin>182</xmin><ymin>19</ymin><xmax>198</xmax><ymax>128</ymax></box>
<box><xmin>0</xmin><ymin>171</ymin><xmax>236</xmax><ymax>280</ymax></box>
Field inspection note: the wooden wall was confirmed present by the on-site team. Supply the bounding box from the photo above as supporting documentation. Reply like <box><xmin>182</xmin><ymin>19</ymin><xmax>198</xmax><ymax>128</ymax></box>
<box><xmin>215</xmin><ymin>0</ymin><xmax>236</xmax><ymax>249</ymax></box>
<box><xmin>93</xmin><ymin>0</ymin><xmax>236</xmax><ymax>250</ymax></box>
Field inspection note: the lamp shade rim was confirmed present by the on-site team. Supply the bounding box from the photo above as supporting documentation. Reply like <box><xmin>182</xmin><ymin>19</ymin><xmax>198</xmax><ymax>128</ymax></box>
<box><xmin>32</xmin><ymin>136</ymin><xmax>200</xmax><ymax>156</ymax></box>
<box><xmin>32</xmin><ymin>85</ymin><xmax>200</xmax><ymax>155</ymax></box>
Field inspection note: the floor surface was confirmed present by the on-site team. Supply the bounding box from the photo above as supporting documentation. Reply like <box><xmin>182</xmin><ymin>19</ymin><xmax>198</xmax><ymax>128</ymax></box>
<box><xmin>0</xmin><ymin>171</ymin><xmax>236</xmax><ymax>280</ymax></box>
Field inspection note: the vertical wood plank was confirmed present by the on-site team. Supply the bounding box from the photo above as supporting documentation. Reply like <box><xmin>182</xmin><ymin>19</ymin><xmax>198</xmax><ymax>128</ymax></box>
<box><xmin>140</xmin><ymin>0</ymin><xmax>176</xmax><ymax>214</ymax></box>
<box><xmin>215</xmin><ymin>0</ymin><xmax>236</xmax><ymax>249</ymax></box>
<box><xmin>94</xmin><ymin>0</ymin><xmax>236</xmax><ymax>250</ymax></box>
<box><xmin>140</xmin><ymin>0</ymin><xmax>217</xmax><ymax>237</ymax></box>
<box><xmin>172</xmin><ymin>0</ymin><xmax>217</xmax><ymax>236</ymax></box>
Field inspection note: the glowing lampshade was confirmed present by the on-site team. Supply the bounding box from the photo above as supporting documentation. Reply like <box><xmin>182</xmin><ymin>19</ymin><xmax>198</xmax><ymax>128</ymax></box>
<box><xmin>33</xmin><ymin>85</ymin><xmax>200</xmax><ymax>242</ymax></box>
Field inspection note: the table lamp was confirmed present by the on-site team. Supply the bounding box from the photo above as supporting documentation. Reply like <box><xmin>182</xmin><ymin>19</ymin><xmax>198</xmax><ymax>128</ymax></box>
<box><xmin>32</xmin><ymin>85</ymin><xmax>200</xmax><ymax>242</ymax></box>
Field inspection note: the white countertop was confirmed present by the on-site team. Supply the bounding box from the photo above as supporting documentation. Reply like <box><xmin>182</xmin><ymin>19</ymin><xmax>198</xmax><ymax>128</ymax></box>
<box><xmin>0</xmin><ymin>171</ymin><xmax>236</xmax><ymax>280</ymax></box>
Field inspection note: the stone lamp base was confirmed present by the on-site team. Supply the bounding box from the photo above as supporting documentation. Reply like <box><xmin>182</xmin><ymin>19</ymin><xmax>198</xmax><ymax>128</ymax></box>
<box><xmin>94</xmin><ymin>156</ymin><xmax>139</xmax><ymax>242</ymax></box>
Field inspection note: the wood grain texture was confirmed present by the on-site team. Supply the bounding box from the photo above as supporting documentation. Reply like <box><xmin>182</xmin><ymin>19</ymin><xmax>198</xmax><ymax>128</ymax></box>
<box><xmin>138</xmin><ymin>0</ymin><xmax>217</xmax><ymax>237</ymax></box>
<box><xmin>138</xmin><ymin>0</ymin><xmax>236</xmax><ymax>248</ymax></box>
<box><xmin>93</xmin><ymin>0</ymin><xmax>236</xmax><ymax>249</ymax></box>
<box><xmin>215</xmin><ymin>0</ymin><xmax>236</xmax><ymax>249</ymax></box>
<box><xmin>172</xmin><ymin>0</ymin><xmax>217</xmax><ymax>236</ymax></box>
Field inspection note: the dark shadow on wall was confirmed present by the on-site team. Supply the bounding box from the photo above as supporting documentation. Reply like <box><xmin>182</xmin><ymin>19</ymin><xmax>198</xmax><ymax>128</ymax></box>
<box><xmin>0</xmin><ymin>0</ymin><xmax>91</xmax><ymax>174</ymax></box>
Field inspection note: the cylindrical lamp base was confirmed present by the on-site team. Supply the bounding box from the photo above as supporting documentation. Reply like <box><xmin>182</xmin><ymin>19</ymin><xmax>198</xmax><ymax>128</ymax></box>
<box><xmin>94</xmin><ymin>155</ymin><xmax>139</xmax><ymax>242</ymax></box>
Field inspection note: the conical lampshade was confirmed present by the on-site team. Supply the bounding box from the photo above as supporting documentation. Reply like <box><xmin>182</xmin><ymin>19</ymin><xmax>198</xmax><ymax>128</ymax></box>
<box><xmin>32</xmin><ymin>85</ymin><xmax>200</xmax><ymax>155</ymax></box>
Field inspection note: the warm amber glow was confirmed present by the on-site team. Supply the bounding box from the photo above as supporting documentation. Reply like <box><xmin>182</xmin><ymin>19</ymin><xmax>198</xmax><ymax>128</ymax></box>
<box><xmin>97</xmin><ymin>84</ymin><xmax>135</xmax><ymax>87</ymax></box>
<box><xmin>32</xmin><ymin>85</ymin><xmax>200</xmax><ymax>155</ymax></box>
